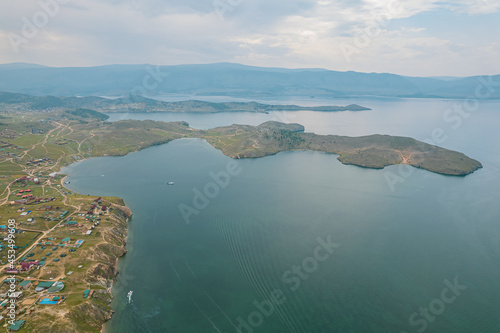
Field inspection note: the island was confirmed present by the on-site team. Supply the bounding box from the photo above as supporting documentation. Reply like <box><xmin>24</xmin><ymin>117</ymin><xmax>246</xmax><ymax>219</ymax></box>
<box><xmin>0</xmin><ymin>107</ymin><xmax>481</xmax><ymax>332</ymax></box>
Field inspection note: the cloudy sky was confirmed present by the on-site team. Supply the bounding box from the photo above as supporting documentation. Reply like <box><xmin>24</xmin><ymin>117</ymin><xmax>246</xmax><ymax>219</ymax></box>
<box><xmin>0</xmin><ymin>0</ymin><xmax>499</xmax><ymax>76</ymax></box>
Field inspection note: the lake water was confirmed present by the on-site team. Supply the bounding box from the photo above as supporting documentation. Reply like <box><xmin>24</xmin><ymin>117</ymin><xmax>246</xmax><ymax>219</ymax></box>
<box><xmin>62</xmin><ymin>98</ymin><xmax>500</xmax><ymax>333</ymax></box>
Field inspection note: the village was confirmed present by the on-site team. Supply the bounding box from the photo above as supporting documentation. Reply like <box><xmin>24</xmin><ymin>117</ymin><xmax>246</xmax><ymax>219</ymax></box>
<box><xmin>0</xmin><ymin>171</ymin><xmax>126</xmax><ymax>332</ymax></box>
<box><xmin>0</xmin><ymin>113</ymin><xmax>137</xmax><ymax>331</ymax></box>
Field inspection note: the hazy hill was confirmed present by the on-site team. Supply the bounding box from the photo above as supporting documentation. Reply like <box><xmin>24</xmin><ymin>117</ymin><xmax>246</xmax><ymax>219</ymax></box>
<box><xmin>0</xmin><ymin>63</ymin><xmax>498</xmax><ymax>99</ymax></box>
<box><xmin>0</xmin><ymin>91</ymin><xmax>369</xmax><ymax>113</ymax></box>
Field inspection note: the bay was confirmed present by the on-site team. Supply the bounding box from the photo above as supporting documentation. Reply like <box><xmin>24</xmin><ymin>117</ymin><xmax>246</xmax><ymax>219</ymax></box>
<box><xmin>62</xmin><ymin>98</ymin><xmax>500</xmax><ymax>333</ymax></box>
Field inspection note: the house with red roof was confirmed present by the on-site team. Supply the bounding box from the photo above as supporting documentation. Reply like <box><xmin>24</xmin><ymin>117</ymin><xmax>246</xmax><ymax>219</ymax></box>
<box><xmin>21</xmin><ymin>261</ymin><xmax>40</xmax><ymax>271</ymax></box>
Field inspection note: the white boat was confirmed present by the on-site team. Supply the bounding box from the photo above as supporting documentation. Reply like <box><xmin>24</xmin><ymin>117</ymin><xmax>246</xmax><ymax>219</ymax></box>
<box><xmin>127</xmin><ymin>290</ymin><xmax>133</xmax><ymax>303</ymax></box>
<box><xmin>167</xmin><ymin>181</ymin><xmax>175</xmax><ymax>185</ymax></box>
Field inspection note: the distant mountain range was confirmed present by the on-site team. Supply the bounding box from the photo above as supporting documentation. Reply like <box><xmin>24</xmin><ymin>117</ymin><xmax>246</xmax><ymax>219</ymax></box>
<box><xmin>0</xmin><ymin>91</ymin><xmax>369</xmax><ymax>113</ymax></box>
<box><xmin>0</xmin><ymin>62</ymin><xmax>499</xmax><ymax>99</ymax></box>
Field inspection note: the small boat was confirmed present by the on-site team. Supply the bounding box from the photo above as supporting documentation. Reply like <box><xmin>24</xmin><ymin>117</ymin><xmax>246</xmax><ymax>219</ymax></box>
<box><xmin>167</xmin><ymin>181</ymin><xmax>175</xmax><ymax>185</ymax></box>
<box><xmin>127</xmin><ymin>290</ymin><xmax>133</xmax><ymax>303</ymax></box>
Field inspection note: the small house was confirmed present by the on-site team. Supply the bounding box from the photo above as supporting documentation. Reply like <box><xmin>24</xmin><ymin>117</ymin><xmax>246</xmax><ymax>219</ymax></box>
<box><xmin>21</xmin><ymin>261</ymin><xmax>39</xmax><ymax>271</ymax></box>
<box><xmin>4</xmin><ymin>269</ymin><xmax>19</xmax><ymax>274</ymax></box>
<box><xmin>47</xmin><ymin>281</ymin><xmax>64</xmax><ymax>293</ymax></box>
<box><xmin>9</xmin><ymin>320</ymin><xmax>25</xmax><ymax>331</ymax></box>
<box><xmin>36</xmin><ymin>281</ymin><xmax>54</xmax><ymax>290</ymax></box>
<box><xmin>3</xmin><ymin>277</ymin><xmax>17</xmax><ymax>284</ymax></box>
<box><xmin>19</xmin><ymin>280</ymin><xmax>32</xmax><ymax>289</ymax></box>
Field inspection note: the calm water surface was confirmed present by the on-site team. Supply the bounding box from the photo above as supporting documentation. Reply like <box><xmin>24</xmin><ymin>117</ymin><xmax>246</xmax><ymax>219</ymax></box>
<box><xmin>62</xmin><ymin>99</ymin><xmax>500</xmax><ymax>333</ymax></box>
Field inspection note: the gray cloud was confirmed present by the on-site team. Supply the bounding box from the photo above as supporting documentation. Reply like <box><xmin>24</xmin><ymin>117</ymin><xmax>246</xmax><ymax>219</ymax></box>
<box><xmin>0</xmin><ymin>0</ymin><xmax>499</xmax><ymax>76</ymax></box>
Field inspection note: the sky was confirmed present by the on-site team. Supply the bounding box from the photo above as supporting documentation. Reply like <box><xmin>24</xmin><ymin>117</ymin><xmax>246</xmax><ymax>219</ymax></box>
<box><xmin>0</xmin><ymin>0</ymin><xmax>499</xmax><ymax>77</ymax></box>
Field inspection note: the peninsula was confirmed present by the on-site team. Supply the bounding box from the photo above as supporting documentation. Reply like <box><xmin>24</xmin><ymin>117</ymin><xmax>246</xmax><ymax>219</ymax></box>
<box><xmin>34</xmin><ymin>113</ymin><xmax>479</xmax><ymax>176</ymax></box>
<box><xmin>201</xmin><ymin>121</ymin><xmax>482</xmax><ymax>176</ymax></box>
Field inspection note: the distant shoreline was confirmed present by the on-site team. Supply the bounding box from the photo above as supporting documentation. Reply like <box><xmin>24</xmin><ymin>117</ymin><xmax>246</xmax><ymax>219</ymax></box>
<box><xmin>101</xmin><ymin>108</ymin><xmax>370</xmax><ymax>114</ymax></box>
<box><xmin>0</xmin><ymin>91</ymin><xmax>371</xmax><ymax>114</ymax></box>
